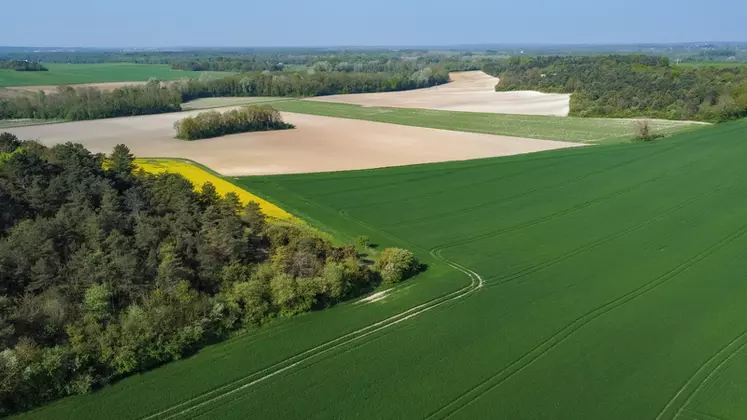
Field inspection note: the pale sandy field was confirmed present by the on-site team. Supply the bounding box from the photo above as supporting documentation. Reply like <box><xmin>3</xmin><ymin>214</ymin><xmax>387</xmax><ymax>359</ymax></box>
<box><xmin>6</xmin><ymin>81</ymin><xmax>165</xmax><ymax>94</ymax></box>
<box><xmin>308</xmin><ymin>71</ymin><xmax>571</xmax><ymax>116</ymax></box>
<box><xmin>5</xmin><ymin>108</ymin><xmax>582</xmax><ymax>176</ymax></box>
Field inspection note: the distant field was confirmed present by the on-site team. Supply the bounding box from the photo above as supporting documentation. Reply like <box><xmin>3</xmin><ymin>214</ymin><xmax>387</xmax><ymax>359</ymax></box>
<box><xmin>271</xmin><ymin>100</ymin><xmax>703</xmax><ymax>143</ymax></box>
<box><xmin>0</xmin><ymin>63</ymin><xmax>225</xmax><ymax>87</ymax></box>
<box><xmin>0</xmin><ymin>119</ymin><xmax>62</xmax><ymax>129</ymax></box>
<box><xmin>22</xmin><ymin>120</ymin><xmax>747</xmax><ymax>420</ymax></box>
<box><xmin>181</xmin><ymin>97</ymin><xmax>294</xmax><ymax>110</ymax></box>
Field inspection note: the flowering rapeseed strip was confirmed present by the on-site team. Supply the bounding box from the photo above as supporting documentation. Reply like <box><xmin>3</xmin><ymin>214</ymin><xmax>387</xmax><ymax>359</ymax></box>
<box><xmin>134</xmin><ymin>158</ymin><xmax>294</xmax><ymax>220</ymax></box>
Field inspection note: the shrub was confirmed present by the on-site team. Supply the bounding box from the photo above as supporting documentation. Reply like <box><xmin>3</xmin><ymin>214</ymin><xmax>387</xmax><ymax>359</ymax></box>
<box><xmin>375</xmin><ymin>248</ymin><xmax>420</xmax><ymax>284</ymax></box>
<box><xmin>634</xmin><ymin>119</ymin><xmax>662</xmax><ymax>141</ymax></box>
<box><xmin>355</xmin><ymin>235</ymin><xmax>372</xmax><ymax>249</ymax></box>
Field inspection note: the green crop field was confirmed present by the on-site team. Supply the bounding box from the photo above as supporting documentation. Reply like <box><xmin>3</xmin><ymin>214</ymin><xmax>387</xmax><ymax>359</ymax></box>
<box><xmin>270</xmin><ymin>100</ymin><xmax>703</xmax><ymax>143</ymax></box>
<box><xmin>0</xmin><ymin>63</ymin><xmax>226</xmax><ymax>87</ymax></box>
<box><xmin>180</xmin><ymin>97</ymin><xmax>294</xmax><ymax>110</ymax></box>
<box><xmin>19</xmin><ymin>120</ymin><xmax>747</xmax><ymax>420</ymax></box>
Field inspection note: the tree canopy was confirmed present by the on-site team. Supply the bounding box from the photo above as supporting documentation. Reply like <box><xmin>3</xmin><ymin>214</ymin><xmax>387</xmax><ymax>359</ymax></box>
<box><xmin>0</xmin><ymin>135</ymin><xmax>416</xmax><ymax>415</ymax></box>
<box><xmin>483</xmin><ymin>55</ymin><xmax>747</xmax><ymax>122</ymax></box>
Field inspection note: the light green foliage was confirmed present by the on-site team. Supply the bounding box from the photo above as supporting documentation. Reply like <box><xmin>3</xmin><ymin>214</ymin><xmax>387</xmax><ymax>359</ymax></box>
<box><xmin>354</xmin><ymin>235</ymin><xmax>371</xmax><ymax>248</ymax></box>
<box><xmin>271</xmin><ymin>100</ymin><xmax>701</xmax><ymax>143</ymax></box>
<box><xmin>375</xmin><ymin>248</ymin><xmax>420</xmax><ymax>284</ymax></box>
<box><xmin>83</xmin><ymin>284</ymin><xmax>110</xmax><ymax>322</ymax></box>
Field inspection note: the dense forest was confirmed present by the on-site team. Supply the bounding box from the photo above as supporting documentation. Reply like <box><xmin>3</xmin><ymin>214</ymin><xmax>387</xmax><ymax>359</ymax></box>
<box><xmin>0</xmin><ymin>68</ymin><xmax>449</xmax><ymax>121</ymax></box>
<box><xmin>0</xmin><ymin>61</ymin><xmax>47</xmax><ymax>72</ymax></box>
<box><xmin>482</xmin><ymin>55</ymin><xmax>747</xmax><ymax>122</ymax></box>
<box><xmin>0</xmin><ymin>134</ymin><xmax>420</xmax><ymax>415</ymax></box>
<box><xmin>174</xmin><ymin>106</ymin><xmax>294</xmax><ymax>140</ymax></box>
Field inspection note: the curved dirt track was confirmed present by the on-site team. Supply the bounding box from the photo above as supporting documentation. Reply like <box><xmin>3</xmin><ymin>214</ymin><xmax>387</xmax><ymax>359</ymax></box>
<box><xmin>5</xmin><ymin>107</ymin><xmax>582</xmax><ymax>176</ymax></box>
<box><xmin>308</xmin><ymin>71</ymin><xmax>571</xmax><ymax>116</ymax></box>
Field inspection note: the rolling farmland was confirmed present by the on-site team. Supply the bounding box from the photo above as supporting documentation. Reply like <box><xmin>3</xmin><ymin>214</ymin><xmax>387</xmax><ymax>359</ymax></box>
<box><xmin>21</xmin><ymin>119</ymin><xmax>747</xmax><ymax>420</ymax></box>
<box><xmin>270</xmin><ymin>100</ymin><xmax>702</xmax><ymax>143</ymax></box>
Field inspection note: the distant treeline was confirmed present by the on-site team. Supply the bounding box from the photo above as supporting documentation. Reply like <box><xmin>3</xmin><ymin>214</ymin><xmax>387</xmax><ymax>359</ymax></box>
<box><xmin>175</xmin><ymin>106</ymin><xmax>294</xmax><ymax>140</ymax></box>
<box><xmin>0</xmin><ymin>135</ymin><xmax>421</xmax><ymax>415</ymax></box>
<box><xmin>483</xmin><ymin>55</ymin><xmax>747</xmax><ymax>122</ymax></box>
<box><xmin>176</xmin><ymin>68</ymin><xmax>450</xmax><ymax>101</ymax></box>
<box><xmin>171</xmin><ymin>56</ymin><xmax>482</xmax><ymax>73</ymax></box>
<box><xmin>0</xmin><ymin>50</ymin><xmax>493</xmax><ymax>72</ymax></box>
<box><xmin>0</xmin><ymin>80</ymin><xmax>182</xmax><ymax>120</ymax></box>
<box><xmin>0</xmin><ymin>69</ymin><xmax>449</xmax><ymax>121</ymax></box>
<box><xmin>0</xmin><ymin>60</ymin><xmax>47</xmax><ymax>72</ymax></box>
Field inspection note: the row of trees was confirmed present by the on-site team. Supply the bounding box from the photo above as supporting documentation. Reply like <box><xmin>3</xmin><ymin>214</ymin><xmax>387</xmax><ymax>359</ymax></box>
<box><xmin>0</xmin><ymin>69</ymin><xmax>449</xmax><ymax>122</ymax></box>
<box><xmin>176</xmin><ymin>68</ymin><xmax>450</xmax><ymax>101</ymax></box>
<box><xmin>174</xmin><ymin>106</ymin><xmax>294</xmax><ymax>140</ymax></box>
<box><xmin>482</xmin><ymin>55</ymin><xmax>747</xmax><ymax>122</ymax></box>
<box><xmin>171</xmin><ymin>55</ymin><xmax>483</xmax><ymax>73</ymax></box>
<box><xmin>0</xmin><ymin>60</ymin><xmax>47</xmax><ymax>71</ymax></box>
<box><xmin>0</xmin><ymin>135</ymin><xmax>421</xmax><ymax>415</ymax></box>
<box><xmin>0</xmin><ymin>79</ymin><xmax>182</xmax><ymax>121</ymax></box>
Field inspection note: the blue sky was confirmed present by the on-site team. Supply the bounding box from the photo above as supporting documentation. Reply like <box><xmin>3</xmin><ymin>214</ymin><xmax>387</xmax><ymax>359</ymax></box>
<box><xmin>2</xmin><ymin>0</ymin><xmax>745</xmax><ymax>47</ymax></box>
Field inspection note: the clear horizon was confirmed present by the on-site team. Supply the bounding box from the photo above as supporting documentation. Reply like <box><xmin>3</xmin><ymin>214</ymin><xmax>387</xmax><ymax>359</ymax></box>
<box><xmin>2</xmin><ymin>41</ymin><xmax>747</xmax><ymax>49</ymax></box>
<box><xmin>1</xmin><ymin>0</ymin><xmax>745</xmax><ymax>48</ymax></box>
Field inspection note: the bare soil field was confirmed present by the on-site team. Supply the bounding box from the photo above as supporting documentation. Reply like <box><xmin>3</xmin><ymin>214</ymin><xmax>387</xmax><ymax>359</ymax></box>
<box><xmin>6</xmin><ymin>81</ymin><xmax>158</xmax><ymax>94</ymax></box>
<box><xmin>5</xmin><ymin>108</ymin><xmax>582</xmax><ymax>175</ymax></box>
<box><xmin>309</xmin><ymin>71</ymin><xmax>571</xmax><ymax>116</ymax></box>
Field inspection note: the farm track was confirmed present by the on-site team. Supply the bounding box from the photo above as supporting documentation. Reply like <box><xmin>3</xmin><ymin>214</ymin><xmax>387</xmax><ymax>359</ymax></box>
<box><xmin>657</xmin><ymin>331</ymin><xmax>747</xmax><ymax>420</ymax></box>
<box><xmin>679</xmin><ymin>409</ymin><xmax>731</xmax><ymax>420</ymax></box>
<box><xmin>425</xmin><ymin>220</ymin><xmax>747</xmax><ymax>420</ymax></box>
<box><xmin>139</xmin><ymin>181</ymin><xmax>484</xmax><ymax>420</ymax></box>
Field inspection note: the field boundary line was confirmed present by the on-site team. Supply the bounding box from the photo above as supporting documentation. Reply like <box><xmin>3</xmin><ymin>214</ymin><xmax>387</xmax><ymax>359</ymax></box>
<box><xmin>424</xmin><ymin>222</ymin><xmax>747</xmax><ymax>420</ymax></box>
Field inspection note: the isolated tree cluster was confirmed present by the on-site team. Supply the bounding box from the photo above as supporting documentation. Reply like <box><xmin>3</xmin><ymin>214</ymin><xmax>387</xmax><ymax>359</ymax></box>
<box><xmin>0</xmin><ymin>134</ymin><xmax>420</xmax><ymax>415</ymax></box>
<box><xmin>174</xmin><ymin>106</ymin><xmax>294</xmax><ymax>140</ymax></box>
<box><xmin>0</xmin><ymin>60</ymin><xmax>47</xmax><ymax>72</ymax></box>
<box><xmin>483</xmin><ymin>55</ymin><xmax>747</xmax><ymax>122</ymax></box>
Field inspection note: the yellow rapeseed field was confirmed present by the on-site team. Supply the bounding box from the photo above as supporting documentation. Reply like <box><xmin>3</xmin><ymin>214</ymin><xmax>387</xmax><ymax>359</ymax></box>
<box><xmin>134</xmin><ymin>158</ymin><xmax>294</xmax><ymax>220</ymax></box>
